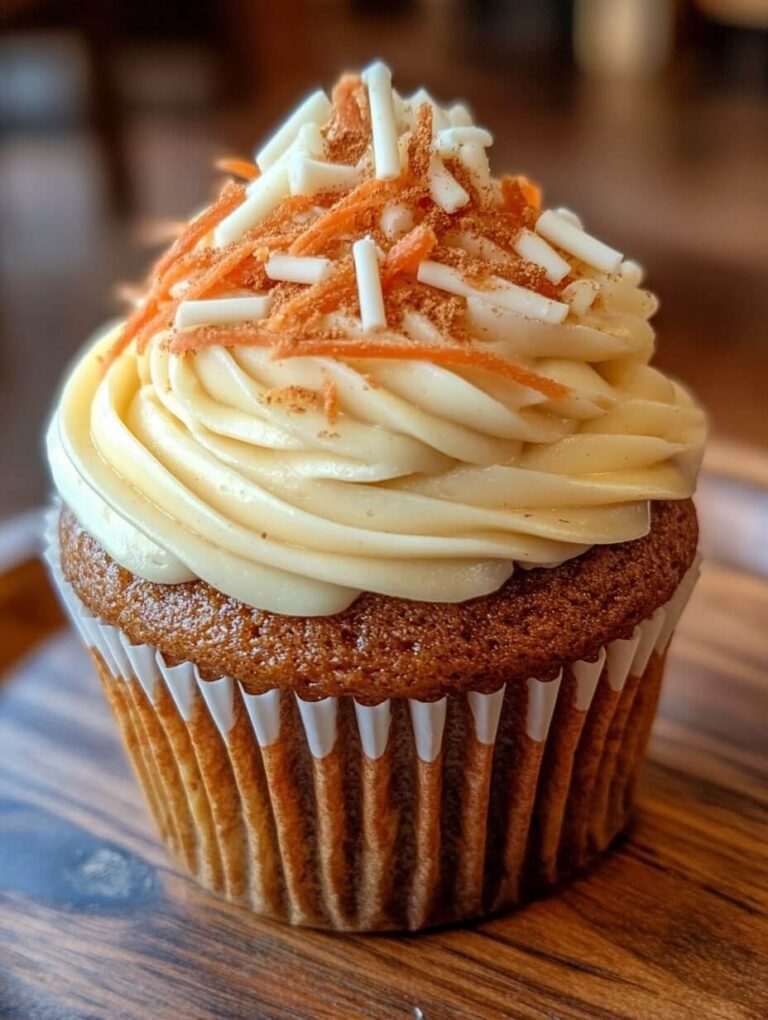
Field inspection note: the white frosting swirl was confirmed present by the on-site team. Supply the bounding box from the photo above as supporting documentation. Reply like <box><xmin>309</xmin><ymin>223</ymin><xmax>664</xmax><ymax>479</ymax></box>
<box><xmin>48</xmin><ymin>264</ymin><xmax>704</xmax><ymax>616</ymax></box>
<box><xmin>48</xmin><ymin>71</ymin><xmax>705</xmax><ymax>615</ymax></box>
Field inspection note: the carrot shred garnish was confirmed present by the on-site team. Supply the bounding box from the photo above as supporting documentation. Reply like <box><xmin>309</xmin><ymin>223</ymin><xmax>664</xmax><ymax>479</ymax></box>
<box><xmin>131</xmin><ymin>236</ymin><xmax>261</xmax><ymax>354</ymax></box>
<box><xmin>330</xmin><ymin>74</ymin><xmax>367</xmax><ymax>132</ymax></box>
<box><xmin>165</xmin><ymin>327</ymin><xmax>566</xmax><ymax>400</ymax></box>
<box><xmin>266</xmin><ymin>262</ymin><xmax>357</xmax><ymax>331</ymax></box>
<box><xmin>501</xmin><ymin>174</ymin><xmax>541</xmax><ymax>217</ymax></box>
<box><xmin>215</xmin><ymin>157</ymin><xmax>260</xmax><ymax>181</ymax></box>
<box><xmin>107</xmin><ymin>212</ymin><xmax>310</xmax><ymax>366</ymax></box>
<box><xmin>518</xmin><ymin>176</ymin><xmax>542</xmax><ymax>211</ymax></box>
<box><xmin>156</xmin><ymin>248</ymin><xmax>219</xmax><ymax>294</ymax></box>
<box><xmin>104</xmin><ymin>90</ymin><xmax>558</xmax><ymax>393</ymax></box>
<box><xmin>151</xmin><ymin>181</ymin><xmax>245</xmax><ymax>281</ymax></box>
<box><xmin>105</xmin><ymin>182</ymin><xmax>248</xmax><ymax>366</ymax></box>
<box><xmin>381</xmin><ymin>225</ymin><xmax>438</xmax><ymax>287</ymax></box>
<box><xmin>289</xmin><ymin>178</ymin><xmax>402</xmax><ymax>256</ymax></box>
<box><xmin>322</xmin><ymin>376</ymin><xmax>340</xmax><ymax>424</ymax></box>
<box><xmin>271</xmin><ymin>339</ymin><xmax>567</xmax><ymax>400</ymax></box>
<box><xmin>104</xmin><ymin>299</ymin><xmax>160</xmax><ymax>367</ymax></box>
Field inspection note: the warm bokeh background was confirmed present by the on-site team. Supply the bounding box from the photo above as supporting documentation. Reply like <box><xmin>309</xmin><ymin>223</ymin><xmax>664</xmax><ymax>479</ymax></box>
<box><xmin>1</xmin><ymin>0</ymin><xmax>767</xmax><ymax>518</ymax></box>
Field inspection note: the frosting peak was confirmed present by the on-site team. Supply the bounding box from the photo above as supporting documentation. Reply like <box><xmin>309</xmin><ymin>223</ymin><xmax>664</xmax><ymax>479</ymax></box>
<box><xmin>48</xmin><ymin>63</ymin><xmax>705</xmax><ymax>615</ymax></box>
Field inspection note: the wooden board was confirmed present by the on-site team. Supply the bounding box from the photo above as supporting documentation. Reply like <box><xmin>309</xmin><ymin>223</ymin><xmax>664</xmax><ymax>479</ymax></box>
<box><xmin>1</xmin><ymin>450</ymin><xmax>767</xmax><ymax>1020</ymax></box>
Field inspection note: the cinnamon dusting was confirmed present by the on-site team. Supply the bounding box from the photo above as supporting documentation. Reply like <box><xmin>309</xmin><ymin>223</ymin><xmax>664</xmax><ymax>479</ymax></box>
<box><xmin>322</xmin><ymin>376</ymin><xmax>340</xmax><ymax>424</ymax></box>
<box><xmin>323</xmin><ymin>74</ymin><xmax>371</xmax><ymax>165</ymax></box>
<box><xmin>407</xmin><ymin>103</ymin><xmax>433</xmax><ymax>180</ymax></box>
<box><xmin>109</xmin><ymin>70</ymin><xmax>575</xmax><ymax>399</ymax></box>
<box><xmin>263</xmin><ymin>385</ymin><xmax>322</xmax><ymax>414</ymax></box>
<box><xmin>266</xmin><ymin>259</ymin><xmax>357</xmax><ymax>332</ymax></box>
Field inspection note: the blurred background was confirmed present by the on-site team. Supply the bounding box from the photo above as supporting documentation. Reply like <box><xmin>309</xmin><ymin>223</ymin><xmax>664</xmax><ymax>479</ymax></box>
<box><xmin>1</xmin><ymin>0</ymin><xmax>767</xmax><ymax>520</ymax></box>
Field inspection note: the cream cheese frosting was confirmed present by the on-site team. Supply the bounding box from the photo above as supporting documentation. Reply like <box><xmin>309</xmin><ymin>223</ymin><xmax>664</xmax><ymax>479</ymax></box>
<box><xmin>48</xmin><ymin>63</ymin><xmax>705</xmax><ymax>616</ymax></box>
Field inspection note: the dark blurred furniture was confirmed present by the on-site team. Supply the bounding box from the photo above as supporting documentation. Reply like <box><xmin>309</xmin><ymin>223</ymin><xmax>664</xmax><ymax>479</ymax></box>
<box><xmin>1</xmin><ymin>0</ymin><xmax>131</xmax><ymax>212</ymax></box>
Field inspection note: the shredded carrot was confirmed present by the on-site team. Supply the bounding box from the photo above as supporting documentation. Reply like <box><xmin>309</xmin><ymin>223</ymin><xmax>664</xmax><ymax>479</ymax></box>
<box><xmin>163</xmin><ymin>324</ymin><xmax>567</xmax><ymax>401</ymax></box>
<box><xmin>321</xmin><ymin>376</ymin><xmax>340</xmax><ymax>424</ymax></box>
<box><xmin>271</xmin><ymin>339</ymin><xmax>568</xmax><ymax>400</ymax></box>
<box><xmin>330</xmin><ymin>74</ymin><xmax>367</xmax><ymax>132</ymax></box>
<box><xmin>158</xmin><ymin>237</ymin><xmax>262</xmax><ymax>333</ymax></box>
<box><xmin>265</xmin><ymin>193</ymin><xmax>320</xmax><ymax>226</ymax></box>
<box><xmin>151</xmin><ymin>181</ymin><xmax>245</xmax><ymax>281</ymax></box>
<box><xmin>266</xmin><ymin>262</ymin><xmax>357</xmax><ymax>331</ymax></box>
<box><xmin>381</xmin><ymin>225</ymin><xmax>438</xmax><ymax>287</ymax></box>
<box><xmin>156</xmin><ymin>247</ymin><xmax>219</xmax><ymax>295</ymax></box>
<box><xmin>107</xmin><ymin>257</ymin><xmax>224</xmax><ymax>365</ymax></box>
<box><xmin>107</xmin><ymin>210</ymin><xmax>313</xmax><ymax>366</ymax></box>
<box><xmin>134</xmin><ymin>305</ymin><xmax>176</xmax><ymax>353</ymax></box>
<box><xmin>501</xmin><ymin>174</ymin><xmax>541</xmax><ymax>217</ymax></box>
<box><xmin>193</xmin><ymin>234</ymin><xmax>255</xmax><ymax>291</ymax></box>
<box><xmin>104</xmin><ymin>80</ymin><xmax>558</xmax><ymax>387</ymax></box>
<box><xmin>104</xmin><ymin>299</ymin><xmax>159</xmax><ymax>367</ymax></box>
<box><xmin>289</xmin><ymin>178</ymin><xmax>403</xmax><ymax>256</ymax></box>
<box><xmin>518</xmin><ymin>176</ymin><xmax>542</xmax><ymax>211</ymax></box>
<box><xmin>127</xmin><ymin>236</ymin><xmax>262</xmax><ymax>356</ymax></box>
<box><xmin>215</xmin><ymin>156</ymin><xmax>260</xmax><ymax>181</ymax></box>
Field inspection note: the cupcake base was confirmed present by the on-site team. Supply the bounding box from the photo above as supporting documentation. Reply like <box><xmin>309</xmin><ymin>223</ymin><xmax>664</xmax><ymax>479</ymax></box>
<box><xmin>45</xmin><ymin>511</ymin><xmax>699</xmax><ymax>931</ymax></box>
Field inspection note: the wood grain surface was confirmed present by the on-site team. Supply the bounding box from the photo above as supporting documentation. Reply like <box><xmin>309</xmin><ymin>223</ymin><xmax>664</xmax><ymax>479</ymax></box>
<box><xmin>0</xmin><ymin>441</ymin><xmax>766</xmax><ymax>1020</ymax></box>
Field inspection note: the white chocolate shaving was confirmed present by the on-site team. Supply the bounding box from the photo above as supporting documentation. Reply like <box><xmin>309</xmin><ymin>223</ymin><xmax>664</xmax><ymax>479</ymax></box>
<box><xmin>459</xmin><ymin>142</ymin><xmax>492</xmax><ymax>192</ymax></box>
<box><xmin>435</xmin><ymin>126</ymin><xmax>493</xmax><ymax>155</ymax></box>
<box><xmin>391</xmin><ymin>88</ymin><xmax>408</xmax><ymax>132</ymax></box>
<box><xmin>620</xmin><ymin>259</ymin><xmax>645</xmax><ymax>285</ymax></box>
<box><xmin>214</xmin><ymin>161</ymin><xmax>289</xmax><ymax>245</ymax></box>
<box><xmin>428</xmin><ymin>153</ymin><xmax>470</xmax><ymax>213</ymax></box>
<box><xmin>417</xmin><ymin>260</ymin><xmax>568</xmax><ymax>324</ymax></box>
<box><xmin>288</xmin><ymin>155</ymin><xmax>360</xmax><ymax>196</ymax></box>
<box><xmin>562</xmin><ymin>278</ymin><xmax>600</xmax><ymax>315</ymax></box>
<box><xmin>50</xmin><ymin>66</ymin><xmax>707</xmax><ymax>623</ymax></box>
<box><xmin>454</xmin><ymin>230</ymin><xmax>508</xmax><ymax>263</ymax></box>
<box><xmin>362</xmin><ymin>61</ymin><xmax>401</xmax><ymax>181</ymax></box>
<box><xmin>294</xmin><ymin>122</ymin><xmax>325</xmax><ymax>158</ymax></box>
<box><xmin>380</xmin><ymin>203</ymin><xmax>414</xmax><ymax>240</ymax></box>
<box><xmin>352</xmin><ymin>237</ymin><xmax>387</xmax><ymax>331</ymax></box>
<box><xmin>514</xmin><ymin>229</ymin><xmax>571</xmax><ymax>284</ymax></box>
<box><xmin>536</xmin><ymin>210</ymin><xmax>622</xmax><ymax>272</ymax></box>
<box><xmin>448</xmin><ymin>102</ymin><xmax>473</xmax><ymax>126</ymax></box>
<box><xmin>174</xmin><ymin>295</ymin><xmax>271</xmax><ymax>330</ymax></box>
<box><xmin>256</xmin><ymin>89</ymin><xmax>332</xmax><ymax>171</ymax></box>
<box><xmin>265</xmin><ymin>254</ymin><xmax>332</xmax><ymax>285</ymax></box>
<box><xmin>554</xmin><ymin>207</ymin><xmax>584</xmax><ymax>229</ymax></box>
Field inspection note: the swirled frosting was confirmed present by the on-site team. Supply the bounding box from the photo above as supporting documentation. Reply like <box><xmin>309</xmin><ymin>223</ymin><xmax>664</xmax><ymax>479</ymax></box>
<box><xmin>48</xmin><ymin>65</ymin><xmax>705</xmax><ymax>616</ymax></box>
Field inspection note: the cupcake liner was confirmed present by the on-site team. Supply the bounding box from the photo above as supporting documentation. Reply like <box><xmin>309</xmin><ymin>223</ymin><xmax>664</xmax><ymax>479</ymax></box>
<box><xmin>43</xmin><ymin>507</ymin><xmax>700</xmax><ymax>931</ymax></box>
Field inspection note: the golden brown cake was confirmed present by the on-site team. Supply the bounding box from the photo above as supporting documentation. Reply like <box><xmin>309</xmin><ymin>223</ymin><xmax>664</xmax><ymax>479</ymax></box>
<box><xmin>58</xmin><ymin>500</ymin><xmax>697</xmax><ymax>698</ymax></box>
<box><xmin>45</xmin><ymin>62</ymin><xmax>706</xmax><ymax>930</ymax></box>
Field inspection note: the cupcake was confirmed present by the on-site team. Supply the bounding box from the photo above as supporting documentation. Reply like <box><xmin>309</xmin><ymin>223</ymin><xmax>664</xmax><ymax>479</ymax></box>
<box><xmin>45</xmin><ymin>62</ymin><xmax>705</xmax><ymax>931</ymax></box>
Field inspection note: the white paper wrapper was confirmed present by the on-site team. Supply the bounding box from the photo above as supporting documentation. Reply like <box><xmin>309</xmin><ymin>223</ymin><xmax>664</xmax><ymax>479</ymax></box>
<box><xmin>44</xmin><ymin>507</ymin><xmax>700</xmax><ymax>930</ymax></box>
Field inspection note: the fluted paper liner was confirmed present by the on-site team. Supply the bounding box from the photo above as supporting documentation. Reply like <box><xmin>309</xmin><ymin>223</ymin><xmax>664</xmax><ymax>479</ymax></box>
<box><xmin>44</xmin><ymin>509</ymin><xmax>700</xmax><ymax>931</ymax></box>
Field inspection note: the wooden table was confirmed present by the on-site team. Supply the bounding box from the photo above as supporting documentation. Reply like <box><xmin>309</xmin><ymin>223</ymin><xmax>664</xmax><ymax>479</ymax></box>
<box><xmin>1</xmin><ymin>440</ymin><xmax>766</xmax><ymax>1020</ymax></box>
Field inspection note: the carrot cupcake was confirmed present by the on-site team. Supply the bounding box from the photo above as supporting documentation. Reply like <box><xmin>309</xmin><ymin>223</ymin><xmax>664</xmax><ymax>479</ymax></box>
<box><xmin>45</xmin><ymin>62</ymin><xmax>705</xmax><ymax>931</ymax></box>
